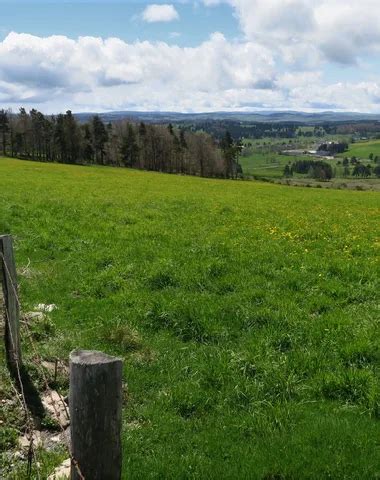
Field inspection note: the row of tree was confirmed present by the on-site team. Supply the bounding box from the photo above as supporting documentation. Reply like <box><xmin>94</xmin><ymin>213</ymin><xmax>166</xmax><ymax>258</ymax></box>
<box><xmin>284</xmin><ymin>159</ymin><xmax>334</xmax><ymax>180</ymax></box>
<box><xmin>352</xmin><ymin>163</ymin><xmax>380</xmax><ymax>177</ymax></box>
<box><xmin>0</xmin><ymin>108</ymin><xmax>242</xmax><ymax>178</ymax></box>
<box><xmin>342</xmin><ymin>155</ymin><xmax>380</xmax><ymax>165</ymax></box>
<box><xmin>284</xmin><ymin>159</ymin><xmax>380</xmax><ymax>179</ymax></box>
<box><xmin>190</xmin><ymin>120</ymin><xmax>299</xmax><ymax>140</ymax></box>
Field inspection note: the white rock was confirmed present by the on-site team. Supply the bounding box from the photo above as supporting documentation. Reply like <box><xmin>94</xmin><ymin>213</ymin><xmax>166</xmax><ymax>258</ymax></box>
<box><xmin>50</xmin><ymin>434</ymin><xmax>62</xmax><ymax>443</ymax></box>
<box><xmin>13</xmin><ymin>451</ymin><xmax>25</xmax><ymax>460</ymax></box>
<box><xmin>41</xmin><ymin>390</ymin><xmax>70</xmax><ymax>428</ymax></box>
<box><xmin>47</xmin><ymin>458</ymin><xmax>71</xmax><ymax>480</ymax></box>
<box><xmin>35</xmin><ymin>303</ymin><xmax>57</xmax><ymax>313</ymax></box>
<box><xmin>19</xmin><ymin>431</ymin><xmax>42</xmax><ymax>449</ymax></box>
<box><xmin>24</xmin><ymin>311</ymin><xmax>45</xmax><ymax>322</ymax></box>
<box><xmin>41</xmin><ymin>360</ymin><xmax>69</xmax><ymax>376</ymax></box>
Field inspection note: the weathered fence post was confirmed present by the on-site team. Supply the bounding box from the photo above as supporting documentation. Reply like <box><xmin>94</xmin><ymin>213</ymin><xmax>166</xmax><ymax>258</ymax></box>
<box><xmin>69</xmin><ymin>350</ymin><xmax>123</xmax><ymax>480</ymax></box>
<box><xmin>0</xmin><ymin>235</ymin><xmax>22</xmax><ymax>374</ymax></box>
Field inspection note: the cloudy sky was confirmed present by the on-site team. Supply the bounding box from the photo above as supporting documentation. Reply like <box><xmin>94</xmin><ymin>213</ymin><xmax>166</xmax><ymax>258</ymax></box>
<box><xmin>1</xmin><ymin>0</ymin><xmax>380</xmax><ymax>113</ymax></box>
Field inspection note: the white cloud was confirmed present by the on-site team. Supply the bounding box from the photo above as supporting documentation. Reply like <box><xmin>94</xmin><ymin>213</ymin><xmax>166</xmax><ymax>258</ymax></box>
<box><xmin>1</xmin><ymin>1</ymin><xmax>380</xmax><ymax>113</ymax></box>
<box><xmin>0</xmin><ymin>32</ymin><xmax>276</xmax><ymax>111</ymax></box>
<box><xmin>203</xmin><ymin>0</ymin><xmax>380</xmax><ymax>66</ymax></box>
<box><xmin>142</xmin><ymin>4</ymin><xmax>179</xmax><ymax>23</ymax></box>
<box><xmin>1</xmin><ymin>31</ymin><xmax>380</xmax><ymax>113</ymax></box>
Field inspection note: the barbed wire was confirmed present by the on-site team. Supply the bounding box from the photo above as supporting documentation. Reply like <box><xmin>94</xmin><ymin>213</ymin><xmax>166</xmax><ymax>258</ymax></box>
<box><xmin>0</xmin><ymin>251</ymin><xmax>85</xmax><ymax>480</ymax></box>
<box><xmin>1</xmin><ymin>290</ymin><xmax>40</xmax><ymax>479</ymax></box>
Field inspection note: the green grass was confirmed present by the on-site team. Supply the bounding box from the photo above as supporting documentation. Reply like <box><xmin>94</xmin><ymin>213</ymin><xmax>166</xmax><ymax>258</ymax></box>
<box><xmin>241</xmin><ymin>139</ymin><xmax>380</xmax><ymax>182</ymax></box>
<box><xmin>341</xmin><ymin>139</ymin><xmax>380</xmax><ymax>159</ymax></box>
<box><xmin>240</xmin><ymin>137</ymin><xmax>353</xmax><ymax>179</ymax></box>
<box><xmin>0</xmin><ymin>157</ymin><xmax>379</xmax><ymax>479</ymax></box>
<box><xmin>240</xmin><ymin>152</ymin><xmax>290</xmax><ymax>178</ymax></box>
<box><xmin>240</xmin><ymin>152</ymin><xmax>347</xmax><ymax>179</ymax></box>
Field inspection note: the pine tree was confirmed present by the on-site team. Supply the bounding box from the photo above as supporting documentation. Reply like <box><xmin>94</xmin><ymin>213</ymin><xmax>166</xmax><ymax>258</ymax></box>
<box><xmin>284</xmin><ymin>164</ymin><xmax>292</xmax><ymax>177</ymax></box>
<box><xmin>64</xmin><ymin>110</ymin><xmax>81</xmax><ymax>164</ymax></box>
<box><xmin>180</xmin><ymin>128</ymin><xmax>187</xmax><ymax>149</ymax></box>
<box><xmin>0</xmin><ymin>109</ymin><xmax>9</xmax><ymax>156</ymax></box>
<box><xmin>92</xmin><ymin>115</ymin><xmax>108</xmax><ymax>164</ymax></box>
<box><xmin>83</xmin><ymin>124</ymin><xmax>94</xmax><ymax>162</ymax></box>
<box><xmin>120</xmin><ymin>124</ymin><xmax>139</xmax><ymax>167</ymax></box>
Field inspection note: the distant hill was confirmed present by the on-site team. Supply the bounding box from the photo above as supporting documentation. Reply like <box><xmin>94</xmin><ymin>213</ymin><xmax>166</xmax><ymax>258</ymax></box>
<box><xmin>74</xmin><ymin>110</ymin><xmax>380</xmax><ymax>125</ymax></box>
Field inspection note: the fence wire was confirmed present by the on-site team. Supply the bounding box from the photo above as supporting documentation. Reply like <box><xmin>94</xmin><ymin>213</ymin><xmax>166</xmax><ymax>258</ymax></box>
<box><xmin>1</xmin><ymin>255</ymin><xmax>40</xmax><ymax>479</ymax></box>
<box><xmin>0</xmin><ymin>250</ymin><xmax>85</xmax><ymax>480</ymax></box>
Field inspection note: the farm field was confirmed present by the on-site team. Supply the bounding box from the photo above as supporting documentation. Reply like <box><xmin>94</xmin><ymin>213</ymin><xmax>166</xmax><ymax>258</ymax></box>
<box><xmin>239</xmin><ymin>136</ymin><xmax>341</xmax><ymax>179</ymax></box>
<box><xmin>239</xmin><ymin>152</ymin><xmax>290</xmax><ymax>178</ymax></box>
<box><xmin>0</xmin><ymin>157</ymin><xmax>380</xmax><ymax>479</ymax></box>
<box><xmin>241</xmin><ymin>137</ymin><xmax>380</xmax><ymax>188</ymax></box>
<box><xmin>339</xmin><ymin>139</ymin><xmax>380</xmax><ymax>159</ymax></box>
<box><xmin>240</xmin><ymin>151</ymin><xmax>348</xmax><ymax>180</ymax></box>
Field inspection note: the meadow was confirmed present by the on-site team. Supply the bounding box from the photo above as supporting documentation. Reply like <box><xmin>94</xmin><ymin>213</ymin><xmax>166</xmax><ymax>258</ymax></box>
<box><xmin>241</xmin><ymin>137</ymin><xmax>380</xmax><ymax>189</ymax></box>
<box><xmin>239</xmin><ymin>152</ymin><xmax>290</xmax><ymax>178</ymax></box>
<box><xmin>0</xmin><ymin>157</ymin><xmax>379</xmax><ymax>479</ymax></box>
<box><xmin>340</xmin><ymin>139</ymin><xmax>380</xmax><ymax>159</ymax></box>
<box><xmin>239</xmin><ymin>136</ymin><xmax>343</xmax><ymax>179</ymax></box>
<box><xmin>240</xmin><ymin>151</ymin><xmax>348</xmax><ymax>180</ymax></box>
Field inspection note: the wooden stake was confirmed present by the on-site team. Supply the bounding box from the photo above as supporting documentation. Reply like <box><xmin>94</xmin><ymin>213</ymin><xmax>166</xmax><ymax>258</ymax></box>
<box><xmin>69</xmin><ymin>350</ymin><xmax>123</xmax><ymax>480</ymax></box>
<box><xmin>0</xmin><ymin>235</ymin><xmax>22</xmax><ymax>374</ymax></box>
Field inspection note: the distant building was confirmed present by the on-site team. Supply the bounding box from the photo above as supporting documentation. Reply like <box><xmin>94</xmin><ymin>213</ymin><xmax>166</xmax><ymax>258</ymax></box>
<box><xmin>281</xmin><ymin>149</ymin><xmax>307</xmax><ymax>156</ymax></box>
<box><xmin>317</xmin><ymin>141</ymin><xmax>347</xmax><ymax>157</ymax></box>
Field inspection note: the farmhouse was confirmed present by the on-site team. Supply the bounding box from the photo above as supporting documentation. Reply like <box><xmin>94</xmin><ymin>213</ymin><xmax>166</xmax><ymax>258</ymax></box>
<box><xmin>316</xmin><ymin>141</ymin><xmax>348</xmax><ymax>157</ymax></box>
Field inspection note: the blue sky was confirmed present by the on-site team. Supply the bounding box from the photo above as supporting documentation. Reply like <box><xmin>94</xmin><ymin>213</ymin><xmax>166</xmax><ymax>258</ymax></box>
<box><xmin>0</xmin><ymin>1</ymin><xmax>240</xmax><ymax>46</ymax></box>
<box><xmin>1</xmin><ymin>0</ymin><xmax>380</xmax><ymax>113</ymax></box>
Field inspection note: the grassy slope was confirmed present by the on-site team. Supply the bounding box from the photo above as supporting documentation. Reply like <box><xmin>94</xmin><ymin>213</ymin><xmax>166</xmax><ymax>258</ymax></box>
<box><xmin>0</xmin><ymin>157</ymin><xmax>379</xmax><ymax>479</ymax></box>
<box><xmin>341</xmin><ymin>139</ymin><xmax>380</xmax><ymax>159</ymax></box>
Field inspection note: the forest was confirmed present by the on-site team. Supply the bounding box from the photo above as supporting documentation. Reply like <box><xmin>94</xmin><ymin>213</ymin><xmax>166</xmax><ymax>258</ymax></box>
<box><xmin>0</xmin><ymin>108</ymin><xmax>242</xmax><ymax>179</ymax></box>
<box><xmin>176</xmin><ymin>119</ymin><xmax>380</xmax><ymax>141</ymax></box>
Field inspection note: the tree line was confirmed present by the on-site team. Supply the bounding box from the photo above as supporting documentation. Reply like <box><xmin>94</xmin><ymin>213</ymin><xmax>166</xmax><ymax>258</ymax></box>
<box><xmin>284</xmin><ymin>159</ymin><xmax>334</xmax><ymax>180</ymax></box>
<box><xmin>284</xmin><ymin>157</ymin><xmax>380</xmax><ymax>179</ymax></box>
<box><xmin>192</xmin><ymin>120</ymin><xmax>299</xmax><ymax>140</ymax></box>
<box><xmin>0</xmin><ymin>108</ymin><xmax>242</xmax><ymax>178</ymax></box>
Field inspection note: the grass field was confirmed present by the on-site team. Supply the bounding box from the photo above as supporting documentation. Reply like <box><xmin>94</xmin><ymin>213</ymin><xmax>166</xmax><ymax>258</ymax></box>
<box><xmin>241</xmin><ymin>137</ymin><xmax>380</xmax><ymax>185</ymax></box>
<box><xmin>0</xmin><ymin>157</ymin><xmax>379</xmax><ymax>479</ymax></box>
<box><xmin>240</xmin><ymin>152</ymin><xmax>290</xmax><ymax>178</ymax></box>
<box><xmin>240</xmin><ymin>152</ymin><xmax>348</xmax><ymax>180</ymax></box>
<box><xmin>340</xmin><ymin>139</ymin><xmax>380</xmax><ymax>159</ymax></box>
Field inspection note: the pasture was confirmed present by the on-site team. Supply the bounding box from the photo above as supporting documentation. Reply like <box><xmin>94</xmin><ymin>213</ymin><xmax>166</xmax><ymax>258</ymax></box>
<box><xmin>0</xmin><ymin>157</ymin><xmax>379</xmax><ymax>479</ymax></box>
<box><xmin>239</xmin><ymin>152</ymin><xmax>289</xmax><ymax>178</ymax></box>
<box><xmin>241</xmin><ymin>137</ymin><xmax>380</xmax><ymax>188</ymax></box>
<box><xmin>341</xmin><ymin>139</ymin><xmax>380</xmax><ymax>159</ymax></box>
<box><xmin>240</xmin><ymin>151</ymin><xmax>347</xmax><ymax>180</ymax></box>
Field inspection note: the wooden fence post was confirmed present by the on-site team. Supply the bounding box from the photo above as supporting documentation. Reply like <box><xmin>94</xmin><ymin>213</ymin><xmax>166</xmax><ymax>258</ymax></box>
<box><xmin>69</xmin><ymin>350</ymin><xmax>123</xmax><ymax>480</ymax></box>
<box><xmin>0</xmin><ymin>235</ymin><xmax>22</xmax><ymax>374</ymax></box>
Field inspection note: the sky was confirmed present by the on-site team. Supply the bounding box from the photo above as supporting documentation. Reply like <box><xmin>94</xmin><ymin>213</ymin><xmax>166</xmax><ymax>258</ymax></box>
<box><xmin>1</xmin><ymin>0</ymin><xmax>380</xmax><ymax>113</ymax></box>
